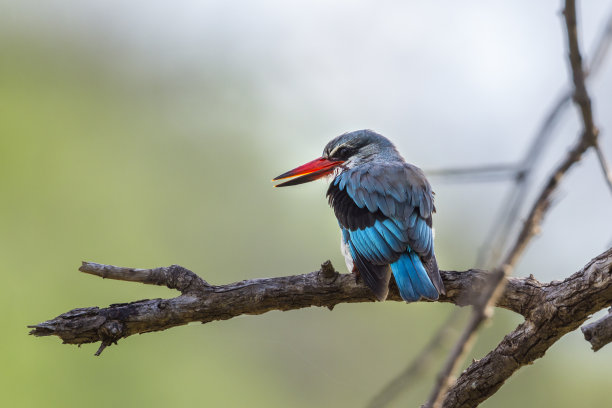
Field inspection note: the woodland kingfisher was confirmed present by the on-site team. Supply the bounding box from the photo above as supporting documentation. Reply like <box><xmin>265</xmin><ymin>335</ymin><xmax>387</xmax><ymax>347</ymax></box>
<box><xmin>273</xmin><ymin>130</ymin><xmax>445</xmax><ymax>302</ymax></box>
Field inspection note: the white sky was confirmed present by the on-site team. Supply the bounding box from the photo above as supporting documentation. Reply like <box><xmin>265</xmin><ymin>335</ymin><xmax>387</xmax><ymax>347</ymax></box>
<box><xmin>4</xmin><ymin>0</ymin><xmax>612</xmax><ymax>278</ymax></box>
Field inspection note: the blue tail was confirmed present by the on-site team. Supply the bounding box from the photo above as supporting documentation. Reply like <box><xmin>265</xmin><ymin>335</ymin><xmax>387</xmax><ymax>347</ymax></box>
<box><xmin>390</xmin><ymin>252</ymin><xmax>439</xmax><ymax>302</ymax></box>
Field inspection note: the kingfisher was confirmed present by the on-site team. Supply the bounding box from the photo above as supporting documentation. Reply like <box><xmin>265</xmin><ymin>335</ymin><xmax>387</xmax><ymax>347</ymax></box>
<box><xmin>273</xmin><ymin>130</ymin><xmax>445</xmax><ymax>302</ymax></box>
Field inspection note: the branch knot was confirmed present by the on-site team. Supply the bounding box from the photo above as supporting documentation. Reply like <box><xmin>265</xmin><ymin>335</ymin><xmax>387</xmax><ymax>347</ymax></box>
<box><xmin>319</xmin><ymin>260</ymin><xmax>338</xmax><ymax>282</ymax></box>
<box><xmin>165</xmin><ymin>265</ymin><xmax>210</xmax><ymax>294</ymax></box>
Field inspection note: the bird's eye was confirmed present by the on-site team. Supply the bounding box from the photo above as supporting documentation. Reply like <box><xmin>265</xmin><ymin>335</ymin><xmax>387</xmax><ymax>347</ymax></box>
<box><xmin>334</xmin><ymin>146</ymin><xmax>350</xmax><ymax>159</ymax></box>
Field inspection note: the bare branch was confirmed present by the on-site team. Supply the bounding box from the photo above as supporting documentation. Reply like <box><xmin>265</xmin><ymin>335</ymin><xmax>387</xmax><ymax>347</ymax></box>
<box><xmin>564</xmin><ymin>1</ymin><xmax>599</xmax><ymax>146</ymax></box>
<box><xmin>477</xmin><ymin>91</ymin><xmax>571</xmax><ymax>267</ymax></box>
<box><xmin>427</xmin><ymin>8</ymin><xmax>612</xmax><ymax>268</ymax></box>
<box><xmin>427</xmin><ymin>164</ymin><xmax>518</xmax><ymax>183</ymax></box>
<box><xmin>503</xmin><ymin>137</ymin><xmax>586</xmax><ymax>266</ymax></box>
<box><xmin>594</xmin><ymin>142</ymin><xmax>612</xmax><ymax>196</ymax></box>
<box><xmin>442</xmin><ymin>248</ymin><xmax>612</xmax><ymax>408</ymax></box>
<box><xmin>425</xmin><ymin>97</ymin><xmax>590</xmax><ymax>408</ymax></box>
<box><xmin>27</xmin><ymin>6</ymin><xmax>612</xmax><ymax>408</ymax></box>
<box><xmin>424</xmin><ymin>2</ymin><xmax>607</xmax><ymax>406</ymax></box>
<box><xmin>482</xmin><ymin>6</ymin><xmax>612</xmax><ymax>266</ymax></box>
<box><xmin>581</xmin><ymin>308</ymin><xmax>612</xmax><ymax>351</ymax></box>
<box><xmin>29</xmin><ymin>263</ymin><xmax>543</xmax><ymax>354</ymax></box>
<box><xmin>587</xmin><ymin>7</ymin><xmax>612</xmax><ymax>75</ymax></box>
<box><xmin>79</xmin><ymin>262</ymin><xmax>210</xmax><ymax>294</ymax></box>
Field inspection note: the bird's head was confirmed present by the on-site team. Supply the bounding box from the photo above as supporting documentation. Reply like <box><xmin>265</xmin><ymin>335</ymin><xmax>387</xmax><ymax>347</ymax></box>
<box><xmin>273</xmin><ymin>129</ymin><xmax>398</xmax><ymax>187</ymax></box>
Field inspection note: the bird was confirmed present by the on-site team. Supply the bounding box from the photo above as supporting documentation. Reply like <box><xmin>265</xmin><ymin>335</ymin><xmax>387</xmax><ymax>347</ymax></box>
<box><xmin>273</xmin><ymin>129</ymin><xmax>445</xmax><ymax>302</ymax></box>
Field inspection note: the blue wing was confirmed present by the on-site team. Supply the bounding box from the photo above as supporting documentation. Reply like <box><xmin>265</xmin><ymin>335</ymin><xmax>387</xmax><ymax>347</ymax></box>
<box><xmin>328</xmin><ymin>162</ymin><xmax>444</xmax><ymax>302</ymax></box>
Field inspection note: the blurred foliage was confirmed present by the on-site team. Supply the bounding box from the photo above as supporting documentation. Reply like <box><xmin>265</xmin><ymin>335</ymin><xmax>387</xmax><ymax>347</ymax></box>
<box><xmin>0</xmin><ymin>21</ymin><xmax>610</xmax><ymax>408</ymax></box>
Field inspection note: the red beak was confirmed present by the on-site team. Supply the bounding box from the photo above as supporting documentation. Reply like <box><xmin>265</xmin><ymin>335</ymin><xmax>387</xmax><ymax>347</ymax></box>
<box><xmin>273</xmin><ymin>157</ymin><xmax>344</xmax><ymax>187</ymax></box>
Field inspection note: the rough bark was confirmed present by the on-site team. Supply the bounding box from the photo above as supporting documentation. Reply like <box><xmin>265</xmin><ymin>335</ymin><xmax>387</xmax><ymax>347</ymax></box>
<box><xmin>442</xmin><ymin>248</ymin><xmax>612</xmax><ymax>408</ymax></box>
<box><xmin>30</xmin><ymin>248</ymin><xmax>611</xmax><ymax>362</ymax></box>
<box><xmin>29</xmin><ymin>262</ymin><xmax>538</xmax><ymax>352</ymax></box>
<box><xmin>581</xmin><ymin>308</ymin><xmax>612</xmax><ymax>351</ymax></box>
<box><xmin>421</xmin><ymin>1</ymin><xmax>611</xmax><ymax>406</ymax></box>
<box><xmin>27</xmin><ymin>2</ymin><xmax>612</xmax><ymax>406</ymax></box>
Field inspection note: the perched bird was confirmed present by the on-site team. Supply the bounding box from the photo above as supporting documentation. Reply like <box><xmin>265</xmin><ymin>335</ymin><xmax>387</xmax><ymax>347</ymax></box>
<box><xmin>273</xmin><ymin>129</ymin><xmax>445</xmax><ymax>302</ymax></box>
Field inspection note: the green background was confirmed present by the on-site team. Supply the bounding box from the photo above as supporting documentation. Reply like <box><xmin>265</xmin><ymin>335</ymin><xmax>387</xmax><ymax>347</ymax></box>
<box><xmin>2</xmin><ymin>2</ymin><xmax>611</xmax><ymax>407</ymax></box>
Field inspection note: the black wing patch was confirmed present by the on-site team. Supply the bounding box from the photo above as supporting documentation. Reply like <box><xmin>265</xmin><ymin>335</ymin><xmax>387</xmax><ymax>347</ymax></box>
<box><xmin>350</xmin><ymin>245</ymin><xmax>392</xmax><ymax>301</ymax></box>
<box><xmin>327</xmin><ymin>182</ymin><xmax>386</xmax><ymax>230</ymax></box>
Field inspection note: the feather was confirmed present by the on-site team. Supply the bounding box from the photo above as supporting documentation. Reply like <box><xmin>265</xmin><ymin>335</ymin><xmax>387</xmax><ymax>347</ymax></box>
<box><xmin>327</xmin><ymin>182</ymin><xmax>386</xmax><ymax>230</ymax></box>
<box><xmin>349</xmin><ymin>242</ymin><xmax>392</xmax><ymax>301</ymax></box>
<box><xmin>363</xmin><ymin>189</ymin><xmax>379</xmax><ymax>213</ymax></box>
<box><xmin>325</xmin><ymin>157</ymin><xmax>443</xmax><ymax>302</ymax></box>
<box><xmin>363</xmin><ymin>227</ymin><xmax>395</xmax><ymax>260</ymax></box>
<box><xmin>390</xmin><ymin>252</ymin><xmax>438</xmax><ymax>302</ymax></box>
<box><xmin>407</xmin><ymin>211</ymin><xmax>418</xmax><ymax>228</ymax></box>
<box><xmin>349</xmin><ymin>229</ymin><xmax>378</xmax><ymax>261</ymax></box>
<box><xmin>408</xmin><ymin>251</ymin><xmax>438</xmax><ymax>299</ymax></box>
<box><xmin>370</xmin><ymin>173</ymin><xmax>387</xmax><ymax>195</ymax></box>
<box><xmin>374</xmin><ymin>194</ymin><xmax>389</xmax><ymax>215</ymax></box>
<box><xmin>390</xmin><ymin>254</ymin><xmax>418</xmax><ymax>302</ymax></box>
<box><xmin>361</xmin><ymin>174</ymin><xmax>374</xmax><ymax>193</ymax></box>
<box><xmin>385</xmin><ymin>195</ymin><xmax>396</xmax><ymax>216</ymax></box>
<box><xmin>350</xmin><ymin>170</ymin><xmax>361</xmax><ymax>193</ymax></box>
<box><xmin>382</xmin><ymin>218</ymin><xmax>409</xmax><ymax>242</ymax></box>
<box><xmin>384</xmin><ymin>179</ymin><xmax>404</xmax><ymax>202</ymax></box>
<box><xmin>422</xmin><ymin>254</ymin><xmax>445</xmax><ymax>295</ymax></box>
<box><xmin>338</xmin><ymin>173</ymin><xmax>348</xmax><ymax>190</ymax></box>
<box><xmin>374</xmin><ymin>220</ymin><xmax>405</xmax><ymax>252</ymax></box>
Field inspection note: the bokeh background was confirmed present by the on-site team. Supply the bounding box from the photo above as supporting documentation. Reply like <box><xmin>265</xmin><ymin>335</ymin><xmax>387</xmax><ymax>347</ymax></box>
<box><xmin>2</xmin><ymin>1</ymin><xmax>611</xmax><ymax>407</ymax></box>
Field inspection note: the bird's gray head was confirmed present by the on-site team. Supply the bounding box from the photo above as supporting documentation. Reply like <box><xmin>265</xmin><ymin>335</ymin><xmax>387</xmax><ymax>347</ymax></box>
<box><xmin>273</xmin><ymin>129</ymin><xmax>400</xmax><ymax>187</ymax></box>
<box><xmin>323</xmin><ymin>130</ymin><xmax>400</xmax><ymax>168</ymax></box>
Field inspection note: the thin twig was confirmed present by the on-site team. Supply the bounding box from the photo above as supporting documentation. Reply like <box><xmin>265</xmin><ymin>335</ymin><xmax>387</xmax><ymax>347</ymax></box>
<box><xmin>424</xmin><ymin>1</ymin><xmax>604</xmax><ymax>406</ymax></box>
<box><xmin>564</xmin><ymin>1</ymin><xmax>598</xmax><ymax>145</ymax></box>
<box><xmin>487</xmin><ymin>3</ymin><xmax>612</xmax><ymax>266</ymax></box>
<box><xmin>427</xmin><ymin>164</ymin><xmax>518</xmax><ymax>183</ymax></box>
<box><xmin>478</xmin><ymin>91</ymin><xmax>572</xmax><ymax>267</ymax></box>
<box><xmin>484</xmin><ymin>6</ymin><xmax>612</xmax><ymax>265</ymax></box>
<box><xmin>594</xmin><ymin>142</ymin><xmax>612</xmax><ymax>196</ymax></box>
<box><xmin>504</xmin><ymin>140</ymin><xmax>585</xmax><ymax>265</ymax></box>
<box><xmin>587</xmin><ymin>8</ymin><xmax>612</xmax><ymax>75</ymax></box>
<box><xmin>427</xmin><ymin>7</ymin><xmax>612</xmax><ymax>268</ymax></box>
<box><xmin>373</xmin><ymin>8</ymin><xmax>612</xmax><ymax>403</ymax></box>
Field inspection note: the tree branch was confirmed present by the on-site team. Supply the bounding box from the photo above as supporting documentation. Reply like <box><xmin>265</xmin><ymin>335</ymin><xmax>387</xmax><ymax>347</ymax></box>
<box><xmin>426</xmin><ymin>7</ymin><xmax>612</xmax><ymax>268</ymax></box>
<box><xmin>29</xmin><ymin>249</ymin><xmax>612</xmax><ymax>405</ymax></box>
<box><xmin>581</xmin><ymin>308</ymin><xmax>612</xmax><ymax>351</ymax></box>
<box><xmin>79</xmin><ymin>262</ymin><xmax>210</xmax><ymax>293</ymax></box>
<box><xmin>27</xmin><ymin>4</ymin><xmax>612</xmax><ymax>408</ymax></box>
<box><xmin>564</xmin><ymin>0</ymin><xmax>598</xmax><ymax>147</ymax></box>
<box><xmin>424</xmin><ymin>86</ymin><xmax>588</xmax><ymax>408</ymax></box>
<box><xmin>423</xmin><ymin>2</ymin><xmax>607</xmax><ymax>406</ymax></box>
<box><xmin>30</xmin><ymin>262</ymin><xmax>543</xmax><ymax>354</ymax></box>
<box><xmin>442</xmin><ymin>248</ymin><xmax>612</xmax><ymax>408</ymax></box>
<box><xmin>594</xmin><ymin>142</ymin><xmax>612</xmax><ymax>196</ymax></box>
